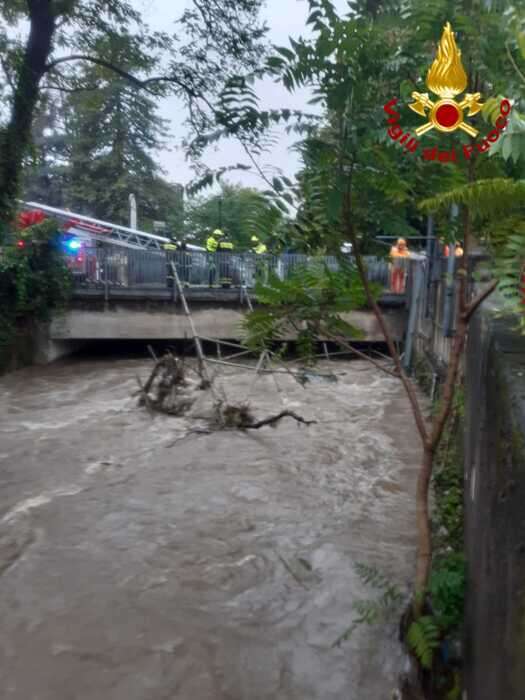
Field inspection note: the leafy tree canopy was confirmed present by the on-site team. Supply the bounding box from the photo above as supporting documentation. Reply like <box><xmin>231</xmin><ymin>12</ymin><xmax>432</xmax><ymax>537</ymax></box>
<box><xmin>183</xmin><ymin>184</ymin><xmax>275</xmax><ymax>249</ymax></box>
<box><xmin>0</xmin><ymin>0</ymin><xmax>268</xmax><ymax>231</ymax></box>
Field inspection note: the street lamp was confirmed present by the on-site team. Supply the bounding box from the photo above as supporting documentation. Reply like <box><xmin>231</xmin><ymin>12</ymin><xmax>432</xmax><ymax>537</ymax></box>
<box><xmin>129</xmin><ymin>194</ymin><xmax>137</xmax><ymax>230</ymax></box>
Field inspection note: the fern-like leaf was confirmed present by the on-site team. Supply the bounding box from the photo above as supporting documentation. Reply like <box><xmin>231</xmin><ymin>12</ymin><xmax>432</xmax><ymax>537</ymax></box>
<box><xmin>407</xmin><ymin>616</ymin><xmax>440</xmax><ymax>670</ymax></box>
<box><xmin>420</xmin><ymin>178</ymin><xmax>525</xmax><ymax>217</ymax></box>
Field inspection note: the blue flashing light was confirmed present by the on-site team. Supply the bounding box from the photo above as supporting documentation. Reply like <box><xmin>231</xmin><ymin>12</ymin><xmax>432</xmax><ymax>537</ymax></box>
<box><xmin>66</xmin><ymin>239</ymin><xmax>82</xmax><ymax>251</ymax></box>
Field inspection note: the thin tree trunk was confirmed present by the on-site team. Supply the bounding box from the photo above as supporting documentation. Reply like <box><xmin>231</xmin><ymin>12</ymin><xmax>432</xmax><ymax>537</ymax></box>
<box><xmin>339</xmin><ymin>158</ymin><xmax>477</xmax><ymax>609</ymax></box>
<box><xmin>352</xmin><ymin>241</ymin><xmax>429</xmax><ymax>446</ymax></box>
<box><xmin>415</xmin><ymin>446</ymin><xmax>434</xmax><ymax>604</ymax></box>
<box><xmin>0</xmin><ymin>0</ymin><xmax>55</xmax><ymax>231</ymax></box>
<box><xmin>352</xmin><ymin>239</ymin><xmax>436</xmax><ymax>599</ymax></box>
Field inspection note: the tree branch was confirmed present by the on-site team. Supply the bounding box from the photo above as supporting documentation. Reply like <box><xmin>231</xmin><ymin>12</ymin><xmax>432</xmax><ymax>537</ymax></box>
<box><xmin>462</xmin><ymin>279</ymin><xmax>498</xmax><ymax>322</ymax></box>
<box><xmin>46</xmin><ymin>54</ymin><xmax>149</xmax><ymax>87</ymax></box>
<box><xmin>241</xmin><ymin>140</ymin><xmax>277</xmax><ymax>188</ymax></box>
<box><xmin>429</xmin><ymin>164</ymin><xmax>476</xmax><ymax>452</ymax></box>
<box><xmin>243</xmin><ymin>409</ymin><xmax>316</xmax><ymax>429</ymax></box>
<box><xmin>241</xmin><ymin>140</ymin><xmax>300</xmax><ymax>213</ymax></box>
<box><xmin>44</xmin><ymin>55</ymin><xmax>201</xmax><ymax>98</ymax></box>
<box><xmin>42</xmin><ymin>82</ymin><xmax>100</xmax><ymax>93</ymax></box>
<box><xmin>506</xmin><ymin>41</ymin><xmax>525</xmax><ymax>88</ymax></box>
<box><xmin>323</xmin><ymin>331</ymin><xmax>400</xmax><ymax>379</ymax></box>
<box><xmin>0</xmin><ymin>54</ymin><xmax>15</xmax><ymax>92</ymax></box>
<box><xmin>356</xmin><ymin>253</ymin><xmax>429</xmax><ymax>446</ymax></box>
<box><xmin>343</xmin><ymin>172</ymin><xmax>429</xmax><ymax>446</ymax></box>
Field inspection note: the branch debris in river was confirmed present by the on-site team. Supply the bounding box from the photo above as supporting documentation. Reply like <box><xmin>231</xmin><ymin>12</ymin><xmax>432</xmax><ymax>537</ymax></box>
<box><xmin>136</xmin><ymin>352</ymin><xmax>207</xmax><ymax>416</ymax></box>
<box><xmin>137</xmin><ymin>352</ymin><xmax>316</xmax><ymax>433</ymax></box>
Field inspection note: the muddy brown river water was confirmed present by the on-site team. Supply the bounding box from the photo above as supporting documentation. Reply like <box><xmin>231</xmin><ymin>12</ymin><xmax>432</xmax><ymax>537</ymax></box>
<box><xmin>0</xmin><ymin>357</ymin><xmax>422</xmax><ymax>699</ymax></box>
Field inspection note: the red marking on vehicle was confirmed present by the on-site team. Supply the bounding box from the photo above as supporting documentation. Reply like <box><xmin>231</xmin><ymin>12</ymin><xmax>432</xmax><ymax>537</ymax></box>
<box><xmin>65</xmin><ymin>218</ymin><xmax>112</xmax><ymax>235</ymax></box>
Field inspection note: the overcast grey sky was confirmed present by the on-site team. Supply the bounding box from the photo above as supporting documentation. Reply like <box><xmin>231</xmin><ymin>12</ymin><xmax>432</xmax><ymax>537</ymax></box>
<box><xmin>133</xmin><ymin>0</ymin><xmax>349</xmax><ymax>190</ymax></box>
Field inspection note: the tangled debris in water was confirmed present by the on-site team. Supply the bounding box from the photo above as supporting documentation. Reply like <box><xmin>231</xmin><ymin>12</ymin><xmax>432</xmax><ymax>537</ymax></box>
<box><xmin>136</xmin><ymin>353</ymin><xmax>317</xmax><ymax>432</ymax></box>
<box><xmin>136</xmin><ymin>353</ymin><xmax>207</xmax><ymax>416</ymax></box>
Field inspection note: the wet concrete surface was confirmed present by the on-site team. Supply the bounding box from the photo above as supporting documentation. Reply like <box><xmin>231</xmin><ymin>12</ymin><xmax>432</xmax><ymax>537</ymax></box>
<box><xmin>0</xmin><ymin>358</ymin><xmax>422</xmax><ymax>699</ymax></box>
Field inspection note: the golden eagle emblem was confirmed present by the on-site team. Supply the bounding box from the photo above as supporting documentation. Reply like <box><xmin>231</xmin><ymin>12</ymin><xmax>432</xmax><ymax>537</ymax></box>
<box><xmin>409</xmin><ymin>23</ymin><xmax>483</xmax><ymax>137</ymax></box>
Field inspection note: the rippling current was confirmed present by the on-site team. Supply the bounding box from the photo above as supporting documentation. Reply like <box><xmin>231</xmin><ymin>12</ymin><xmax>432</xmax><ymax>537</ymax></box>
<box><xmin>0</xmin><ymin>356</ymin><xmax>421</xmax><ymax>699</ymax></box>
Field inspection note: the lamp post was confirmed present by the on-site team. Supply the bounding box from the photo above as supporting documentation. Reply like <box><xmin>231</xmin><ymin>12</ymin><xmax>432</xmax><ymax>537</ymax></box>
<box><xmin>129</xmin><ymin>194</ymin><xmax>137</xmax><ymax>230</ymax></box>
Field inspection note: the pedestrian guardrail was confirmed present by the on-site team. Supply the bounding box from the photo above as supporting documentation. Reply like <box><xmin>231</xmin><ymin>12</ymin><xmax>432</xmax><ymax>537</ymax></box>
<box><xmin>66</xmin><ymin>246</ymin><xmax>391</xmax><ymax>291</ymax></box>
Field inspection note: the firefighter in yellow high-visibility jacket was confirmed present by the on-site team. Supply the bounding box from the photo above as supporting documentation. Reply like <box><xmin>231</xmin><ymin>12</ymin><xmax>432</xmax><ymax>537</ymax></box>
<box><xmin>217</xmin><ymin>234</ymin><xmax>234</xmax><ymax>287</ymax></box>
<box><xmin>206</xmin><ymin>229</ymin><xmax>222</xmax><ymax>253</ymax></box>
<box><xmin>250</xmin><ymin>235</ymin><xmax>268</xmax><ymax>284</ymax></box>
<box><xmin>250</xmin><ymin>235</ymin><xmax>267</xmax><ymax>255</ymax></box>
<box><xmin>206</xmin><ymin>229</ymin><xmax>223</xmax><ymax>286</ymax></box>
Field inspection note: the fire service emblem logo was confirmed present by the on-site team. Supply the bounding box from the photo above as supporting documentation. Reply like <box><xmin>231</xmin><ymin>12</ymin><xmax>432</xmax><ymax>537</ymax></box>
<box><xmin>409</xmin><ymin>22</ymin><xmax>483</xmax><ymax>137</ymax></box>
<box><xmin>383</xmin><ymin>22</ymin><xmax>512</xmax><ymax>162</ymax></box>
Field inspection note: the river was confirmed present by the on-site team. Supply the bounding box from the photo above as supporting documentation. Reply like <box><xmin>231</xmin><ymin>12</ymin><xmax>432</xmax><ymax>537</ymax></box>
<box><xmin>0</xmin><ymin>356</ymin><xmax>421</xmax><ymax>699</ymax></box>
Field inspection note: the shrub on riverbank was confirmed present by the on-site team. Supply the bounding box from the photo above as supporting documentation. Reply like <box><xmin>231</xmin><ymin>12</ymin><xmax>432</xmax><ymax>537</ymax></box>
<box><xmin>0</xmin><ymin>219</ymin><xmax>72</xmax><ymax>373</ymax></box>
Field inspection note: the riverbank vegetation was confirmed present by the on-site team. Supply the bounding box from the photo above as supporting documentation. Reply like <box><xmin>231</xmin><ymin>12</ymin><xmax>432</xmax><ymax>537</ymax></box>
<box><xmin>0</xmin><ymin>218</ymin><xmax>72</xmax><ymax>372</ymax></box>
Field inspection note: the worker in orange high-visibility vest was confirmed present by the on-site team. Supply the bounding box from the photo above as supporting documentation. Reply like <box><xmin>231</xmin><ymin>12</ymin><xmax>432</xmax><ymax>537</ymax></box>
<box><xmin>390</xmin><ymin>238</ymin><xmax>410</xmax><ymax>294</ymax></box>
<box><xmin>444</xmin><ymin>241</ymin><xmax>464</xmax><ymax>257</ymax></box>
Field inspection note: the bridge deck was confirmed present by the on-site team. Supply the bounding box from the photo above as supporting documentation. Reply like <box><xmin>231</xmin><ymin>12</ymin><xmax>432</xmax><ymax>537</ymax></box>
<box><xmin>55</xmin><ymin>251</ymin><xmax>407</xmax><ymax>342</ymax></box>
<box><xmin>72</xmin><ymin>286</ymin><xmax>406</xmax><ymax>307</ymax></box>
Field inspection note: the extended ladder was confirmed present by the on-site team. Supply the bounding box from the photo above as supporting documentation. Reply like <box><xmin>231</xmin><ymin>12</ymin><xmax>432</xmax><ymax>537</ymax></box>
<box><xmin>19</xmin><ymin>201</ymin><xmax>204</xmax><ymax>253</ymax></box>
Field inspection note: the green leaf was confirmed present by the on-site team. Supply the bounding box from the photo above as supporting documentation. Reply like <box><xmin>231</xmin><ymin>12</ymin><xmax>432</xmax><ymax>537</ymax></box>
<box><xmin>272</xmin><ymin>176</ymin><xmax>284</xmax><ymax>192</ymax></box>
<box><xmin>307</xmin><ymin>10</ymin><xmax>323</xmax><ymax>25</ymax></box>
<box><xmin>275</xmin><ymin>45</ymin><xmax>295</xmax><ymax>61</ymax></box>
<box><xmin>502</xmin><ymin>135</ymin><xmax>514</xmax><ymax>161</ymax></box>
<box><xmin>267</xmin><ymin>56</ymin><xmax>284</xmax><ymax>69</ymax></box>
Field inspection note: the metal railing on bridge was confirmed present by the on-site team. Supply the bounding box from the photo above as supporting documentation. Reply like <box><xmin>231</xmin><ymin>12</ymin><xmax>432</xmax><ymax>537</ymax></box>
<box><xmin>67</xmin><ymin>246</ymin><xmax>391</xmax><ymax>291</ymax></box>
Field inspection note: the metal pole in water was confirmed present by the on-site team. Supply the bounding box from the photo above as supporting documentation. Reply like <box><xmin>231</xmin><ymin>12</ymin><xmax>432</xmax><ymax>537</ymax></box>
<box><xmin>170</xmin><ymin>261</ymin><xmax>217</xmax><ymax>395</ymax></box>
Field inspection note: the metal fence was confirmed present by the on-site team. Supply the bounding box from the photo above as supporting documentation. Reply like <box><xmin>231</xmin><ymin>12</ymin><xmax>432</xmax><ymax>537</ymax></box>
<box><xmin>403</xmin><ymin>254</ymin><xmax>486</xmax><ymax>372</ymax></box>
<box><xmin>67</xmin><ymin>246</ymin><xmax>391</xmax><ymax>290</ymax></box>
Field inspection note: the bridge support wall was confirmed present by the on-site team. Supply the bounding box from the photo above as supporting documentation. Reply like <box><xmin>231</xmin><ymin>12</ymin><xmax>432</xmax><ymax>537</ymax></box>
<box><xmin>50</xmin><ymin>303</ymin><xmax>406</xmax><ymax>342</ymax></box>
<box><xmin>0</xmin><ymin>322</ymin><xmax>83</xmax><ymax>375</ymax></box>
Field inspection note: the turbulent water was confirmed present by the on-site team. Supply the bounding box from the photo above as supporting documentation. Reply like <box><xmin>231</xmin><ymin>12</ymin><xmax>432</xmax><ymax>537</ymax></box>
<box><xmin>0</xmin><ymin>357</ymin><xmax>421</xmax><ymax>699</ymax></box>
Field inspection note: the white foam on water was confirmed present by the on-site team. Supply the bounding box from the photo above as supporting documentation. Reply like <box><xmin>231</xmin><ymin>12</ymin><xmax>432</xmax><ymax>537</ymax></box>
<box><xmin>2</xmin><ymin>486</ymin><xmax>83</xmax><ymax>523</ymax></box>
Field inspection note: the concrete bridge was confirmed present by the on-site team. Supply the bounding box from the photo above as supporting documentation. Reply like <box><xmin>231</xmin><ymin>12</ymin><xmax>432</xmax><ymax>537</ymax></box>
<box><xmin>50</xmin><ymin>248</ymin><xmax>408</xmax><ymax>344</ymax></box>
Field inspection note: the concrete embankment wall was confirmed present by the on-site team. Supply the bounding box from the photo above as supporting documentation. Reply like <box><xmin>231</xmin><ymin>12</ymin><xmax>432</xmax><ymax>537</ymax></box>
<box><xmin>406</xmin><ymin>257</ymin><xmax>525</xmax><ymax>699</ymax></box>
<box><xmin>0</xmin><ymin>321</ymin><xmax>81</xmax><ymax>375</ymax></box>
<box><xmin>463</xmin><ymin>301</ymin><xmax>525</xmax><ymax>700</ymax></box>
